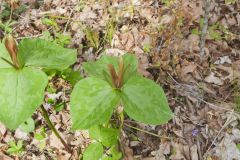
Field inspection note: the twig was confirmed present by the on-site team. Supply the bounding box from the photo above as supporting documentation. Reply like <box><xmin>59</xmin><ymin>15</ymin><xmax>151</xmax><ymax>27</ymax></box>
<box><xmin>124</xmin><ymin>123</ymin><xmax>172</xmax><ymax>140</ymax></box>
<box><xmin>64</xmin><ymin>8</ymin><xmax>74</xmax><ymax>33</ymax></box>
<box><xmin>40</xmin><ymin>106</ymin><xmax>72</xmax><ymax>153</ymax></box>
<box><xmin>10</xmin><ymin>1</ymin><xmax>13</xmax><ymax>21</ymax></box>
<box><xmin>199</xmin><ymin>0</ymin><xmax>211</xmax><ymax>58</ymax></box>
<box><xmin>16</xmin><ymin>34</ymin><xmax>43</xmax><ymax>40</ymax></box>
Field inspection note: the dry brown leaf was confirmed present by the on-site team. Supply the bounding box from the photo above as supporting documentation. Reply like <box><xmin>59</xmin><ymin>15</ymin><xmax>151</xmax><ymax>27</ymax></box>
<box><xmin>151</xmin><ymin>142</ymin><xmax>171</xmax><ymax>160</ymax></box>
<box><xmin>123</xmin><ymin>146</ymin><xmax>134</xmax><ymax>160</ymax></box>
<box><xmin>48</xmin><ymin>132</ymin><xmax>64</xmax><ymax>149</ymax></box>
<box><xmin>159</xmin><ymin>15</ymin><xmax>174</xmax><ymax>25</ymax></box>
<box><xmin>0</xmin><ymin>153</ymin><xmax>13</xmax><ymax>160</ymax></box>
<box><xmin>204</xmin><ymin>72</ymin><xmax>224</xmax><ymax>85</ymax></box>
<box><xmin>169</xmin><ymin>142</ymin><xmax>186</xmax><ymax>160</ymax></box>
<box><xmin>182</xmin><ymin>0</ymin><xmax>203</xmax><ymax>20</ymax></box>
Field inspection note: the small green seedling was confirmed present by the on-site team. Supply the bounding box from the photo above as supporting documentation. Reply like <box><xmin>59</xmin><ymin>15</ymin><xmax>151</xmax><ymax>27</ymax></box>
<box><xmin>7</xmin><ymin>140</ymin><xmax>24</xmax><ymax>156</ymax></box>
<box><xmin>84</xmin><ymin>27</ymin><xmax>99</xmax><ymax>49</ymax></box>
<box><xmin>191</xmin><ymin>19</ymin><xmax>230</xmax><ymax>40</ymax></box>
<box><xmin>41</xmin><ymin>30</ymin><xmax>72</xmax><ymax>47</ymax></box>
<box><xmin>42</xmin><ymin>18</ymin><xmax>59</xmax><ymax>31</ymax></box>
<box><xmin>143</xmin><ymin>43</ymin><xmax>153</xmax><ymax>53</ymax></box>
<box><xmin>0</xmin><ymin>35</ymin><xmax>77</xmax><ymax>130</ymax></box>
<box><xmin>34</xmin><ymin>127</ymin><xmax>47</xmax><ymax>151</ymax></box>
<box><xmin>0</xmin><ymin>20</ymin><xmax>17</xmax><ymax>34</ymax></box>
<box><xmin>0</xmin><ymin>2</ymin><xmax>27</xmax><ymax>21</ymax></box>
<box><xmin>225</xmin><ymin>0</ymin><xmax>237</xmax><ymax>4</ymax></box>
<box><xmin>104</xmin><ymin>19</ymin><xmax>116</xmax><ymax>45</ymax></box>
<box><xmin>237</xmin><ymin>143</ymin><xmax>240</xmax><ymax>151</ymax></box>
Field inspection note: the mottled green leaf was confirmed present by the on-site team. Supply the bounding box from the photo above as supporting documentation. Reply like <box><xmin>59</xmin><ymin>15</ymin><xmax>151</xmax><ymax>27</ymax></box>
<box><xmin>0</xmin><ymin>68</ymin><xmax>48</xmax><ymax>129</ymax></box>
<box><xmin>122</xmin><ymin>76</ymin><xmax>173</xmax><ymax>125</ymax></box>
<box><xmin>70</xmin><ymin>77</ymin><xmax>120</xmax><ymax>130</ymax></box>
<box><xmin>17</xmin><ymin>39</ymin><xmax>77</xmax><ymax>70</ymax></box>
<box><xmin>89</xmin><ymin>125</ymin><xmax>119</xmax><ymax>147</ymax></box>
<box><xmin>83</xmin><ymin>142</ymin><xmax>103</xmax><ymax>160</ymax></box>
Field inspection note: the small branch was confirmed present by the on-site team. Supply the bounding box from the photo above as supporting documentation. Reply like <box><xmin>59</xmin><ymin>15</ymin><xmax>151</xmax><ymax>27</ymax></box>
<box><xmin>10</xmin><ymin>3</ymin><xmax>13</xmax><ymax>21</ymax></box>
<box><xmin>16</xmin><ymin>34</ymin><xmax>43</xmax><ymax>40</ymax></box>
<box><xmin>199</xmin><ymin>0</ymin><xmax>211</xmax><ymax>59</ymax></box>
<box><xmin>64</xmin><ymin>8</ymin><xmax>74</xmax><ymax>33</ymax></box>
<box><xmin>124</xmin><ymin>123</ymin><xmax>172</xmax><ymax>140</ymax></box>
<box><xmin>40</xmin><ymin>106</ymin><xmax>72</xmax><ymax>153</ymax></box>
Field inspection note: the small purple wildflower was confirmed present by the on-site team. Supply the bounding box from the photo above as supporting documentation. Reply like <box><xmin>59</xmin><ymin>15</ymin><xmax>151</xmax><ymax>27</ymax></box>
<box><xmin>192</xmin><ymin>129</ymin><xmax>199</xmax><ymax>137</ymax></box>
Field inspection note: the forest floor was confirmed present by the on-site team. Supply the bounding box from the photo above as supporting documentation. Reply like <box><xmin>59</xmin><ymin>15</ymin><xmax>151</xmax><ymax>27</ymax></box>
<box><xmin>0</xmin><ymin>0</ymin><xmax>240</xmax><ymax>160</ymax></box>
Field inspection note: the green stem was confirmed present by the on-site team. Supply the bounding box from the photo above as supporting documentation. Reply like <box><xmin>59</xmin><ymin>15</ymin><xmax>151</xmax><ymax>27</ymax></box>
<box><xmin>40</xmin><ymin>106</ymin><xmax>72</xmax><ymax>153</ymax></box>
<box><xmin>0</xmin><ymin>57</ymin><xmax>18</xmax><ymax>69</ymax></box>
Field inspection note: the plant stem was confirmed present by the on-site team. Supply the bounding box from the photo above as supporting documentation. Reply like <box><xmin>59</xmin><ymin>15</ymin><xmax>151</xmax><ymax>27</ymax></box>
<box><xmin>199</xmin><ymin>0</ymin><xmax>211</xmax><ymax>59</ymax></box>
<box><xmin>40</xmin><ymin>106</ymin><xmax>72</xmax><ymax>153</ymax></box>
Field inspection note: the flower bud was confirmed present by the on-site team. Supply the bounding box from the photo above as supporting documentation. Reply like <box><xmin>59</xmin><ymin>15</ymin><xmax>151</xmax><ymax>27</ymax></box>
<box><xmin>117</xmin><ymin>57</ymin><xmax>124</xmax><ymax>88</ymax></box>
<box><xmin>108</xmin><ymin>64</ymin><xmax>118</xmax><ymax>88</ymax></box>
<box><xmin>4</xmin><ymin>35</ymin><xmax>19</xmax><ymax>68</ymax></box>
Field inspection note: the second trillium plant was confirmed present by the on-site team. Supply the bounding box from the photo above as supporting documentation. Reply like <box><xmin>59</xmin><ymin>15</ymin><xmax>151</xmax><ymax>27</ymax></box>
<box><xmin>70</xmin><ymin>54</ymin><xmax>173</xmax><ymax>130</ymax></box>
<box><xmin>70</xmin><ymin>53</ymin><xmax>173</xmax><ymax>159</ymax></box>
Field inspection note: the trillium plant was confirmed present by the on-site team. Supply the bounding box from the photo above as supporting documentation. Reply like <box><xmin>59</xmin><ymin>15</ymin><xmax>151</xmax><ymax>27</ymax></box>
<box><xmin>0</xmin><ymin>35</ymin><xmax>76</xmax><ymax>152</ymax></box>
<box><xmin>70</xmin><ymin>53</ymin><xmax>173</xmax><ymax>159</ymax></box>
<box><xmin>0</xmin><ymin>35</ymin><xmax>173</xmax><ymax>159</ymax></box>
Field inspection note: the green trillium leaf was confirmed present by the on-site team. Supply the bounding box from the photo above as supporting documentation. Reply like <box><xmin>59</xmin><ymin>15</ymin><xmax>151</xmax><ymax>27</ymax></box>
<box><xmin>70</xmin><ymin>77</ymin><xmax>120</xmax><ymax>130</ymax></box>
<box><xmin>121</xmin><ymin>53</ymin><xmax>138</xmax><ymax>84</ymax></box>
<box><xmin>17</xmin><ymin>39</ymin><xmax>77</xmax><ymax>70</ymax></box>
<box><xmin>83</xmin><ymin>55</ymin><xmax>118</xmax><ymax>79</ymax></box>
<box><xmin>83</xmin><ymin>142</ymin><xmax>103</xmax><ymax>160</ymax></box>
<box><xmin>0</xmin><ymin>67</ymin><xmax>48</xmax><ymax>129</ymax></box>
<box><xmin>89</xmin><ymin>125</ymin><xmax>119</xmax><ymax>147</ymax></box>
<box><xmin>121</xmin><ymin>75</ymin><xmax>173</xmax><ymax>125</ymax></box>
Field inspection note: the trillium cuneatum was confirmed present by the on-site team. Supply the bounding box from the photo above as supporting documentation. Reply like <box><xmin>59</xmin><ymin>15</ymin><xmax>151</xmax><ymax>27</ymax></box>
<box><xmin>70</xmin><ymin>53</ymin><xmax>173</xmax><ymax>130</ymax></box>
<box><xmin>0</xmin><ymin>35</ymin><xmax>77</xmax><ymax>129</ymax></box>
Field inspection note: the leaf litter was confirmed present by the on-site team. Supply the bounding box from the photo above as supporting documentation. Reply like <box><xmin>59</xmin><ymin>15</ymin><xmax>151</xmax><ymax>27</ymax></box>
<box><xmin>0</xmin><ymin>0</ymin><xmax>240</xmax><ymax>159</ymax></box>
